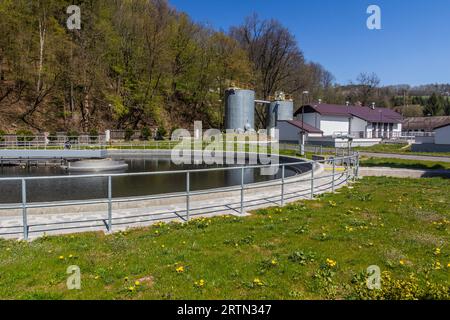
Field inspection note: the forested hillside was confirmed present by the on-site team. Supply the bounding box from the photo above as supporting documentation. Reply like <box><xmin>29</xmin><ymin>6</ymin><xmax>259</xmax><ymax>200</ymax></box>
<box><xmin>0</xmin><ymin>0</ymin><xmax>449</xmax><ymax>135</ymax></box>
<box><xmin>0</xmin><ymin>0</ymin><xmax>331</xmax><ymax>133</ymax></box>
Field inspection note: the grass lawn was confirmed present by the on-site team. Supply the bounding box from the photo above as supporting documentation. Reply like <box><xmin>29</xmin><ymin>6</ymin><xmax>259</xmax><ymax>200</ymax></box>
<box><xmin>355</xmin><ymin>144</ymin><xmax>450</xmax><ymax>158</ymax></box>
<box><xmin>360</xmin><ymin>157</ymin><xmax>450</xmax><ymax>170</ymax></box>
<box><xmin>0</xmin><ymin>177</ymin><xmax>449</xmax><ymax>300</ymax></box>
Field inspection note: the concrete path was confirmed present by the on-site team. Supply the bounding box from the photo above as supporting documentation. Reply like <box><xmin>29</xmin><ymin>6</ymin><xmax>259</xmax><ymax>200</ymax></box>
<box><xmin>0</xmin><ymin>166</ymin><xmax>351</xmax><ymax>240</ymax></box>
<box><xmin>359</xmin><ymin>152</ymin><xmax>450</xmax><ymax>163</ymax></box>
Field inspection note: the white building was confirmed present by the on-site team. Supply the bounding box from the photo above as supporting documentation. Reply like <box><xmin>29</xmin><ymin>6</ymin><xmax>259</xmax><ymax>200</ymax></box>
<box><xmin>278</xmin><ymin>103</ymin><xmax>404</xmax><ymax>147</ymax></box>
<box><xmin>411</xmin><ymin>122</ymin><xmax>450</xmax><ymax>152</ymax></box>
<box><xmin>435</xmin><ymin>123</ymin><xmax>450</xmax><ymax>145</ymax></box>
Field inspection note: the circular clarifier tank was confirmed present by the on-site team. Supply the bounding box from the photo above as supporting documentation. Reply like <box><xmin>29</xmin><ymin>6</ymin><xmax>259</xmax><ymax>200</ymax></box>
<box><xmin>66</xmin><ymin>159</ymin><xmax>129</xmax><ymax>172</ymax></box>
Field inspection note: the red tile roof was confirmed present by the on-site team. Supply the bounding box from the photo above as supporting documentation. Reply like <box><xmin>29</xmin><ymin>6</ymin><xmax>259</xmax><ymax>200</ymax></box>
<box><xmin>294</xmin><ymin>104</ymin><xmax>403</xmax><ymax>124</ymax></box>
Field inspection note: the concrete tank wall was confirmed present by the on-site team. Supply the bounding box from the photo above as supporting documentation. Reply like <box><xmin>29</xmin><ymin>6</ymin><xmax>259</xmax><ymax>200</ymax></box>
<box><xmin>267</xmin><ymin>100</ymin><xmax>294</xmax><ymax>129</ymax></box>
<box><xmin>225</xmin><ymin>89</ymin><xmax>255</xmax><ymax>131</ymax></box>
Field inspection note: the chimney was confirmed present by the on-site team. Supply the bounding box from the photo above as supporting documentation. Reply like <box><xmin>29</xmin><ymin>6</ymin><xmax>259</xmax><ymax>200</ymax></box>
<box><xmin>371</xmin><ymin>102</ymin><xmax>376</xmax><ymax>110</ymax></box>
<box><xmin>318</xmin><ymin>99</ymin><xmax>322</xmax><ymax>104</ymax></box>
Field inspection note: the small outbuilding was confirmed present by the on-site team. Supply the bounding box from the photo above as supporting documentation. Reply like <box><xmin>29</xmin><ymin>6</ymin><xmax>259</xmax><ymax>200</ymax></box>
<box><xmin>434</xmin><ymin>123</ymin><xmax>450</xmax><ymax>145</ymax></box>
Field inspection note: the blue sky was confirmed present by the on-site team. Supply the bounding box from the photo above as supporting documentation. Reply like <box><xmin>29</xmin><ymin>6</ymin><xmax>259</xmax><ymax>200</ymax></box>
<box><xmin>168</xmin><ymin>0</ymin><xmax>450</xmax><ymax>86</ymax></box>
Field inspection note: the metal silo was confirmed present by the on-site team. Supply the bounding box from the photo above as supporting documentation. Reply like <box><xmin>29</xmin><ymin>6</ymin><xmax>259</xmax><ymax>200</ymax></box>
<box><xmin>266</xmin><ymin>92</ymin><xmax>294</xmax><ymax>129</ymax></box>
<box><xmin>225</xmin><ymin>88</ymin><xmax>255</xmax><ymax>131</ymax></box>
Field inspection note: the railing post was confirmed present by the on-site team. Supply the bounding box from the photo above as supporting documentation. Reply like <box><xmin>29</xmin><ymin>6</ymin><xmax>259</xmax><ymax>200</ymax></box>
<box><xmin>186</xmin><ymin>171</ymin><xmax>190</xmax><ymax>221</ymax></box>
<box><xmin>21</xmin><ymin>179</ymin><xmax>28</xmax><ymax>240</ymax></box>
<box><xmin>310</xmin><ymin>163</ymin><xmax>315</xmax><ymax>199</ymax></box>
<box><xmin>332</xmin><ymin>159</ymin><xmax>336</xmax><ymax>193</ymax></box>
<box><xmin>240</xmin><ymin>167</ymin><xmax>245</xmax><ymax>215</ymax></box>
<box><xmin>107</xmin><ymin>175</ymin><xmax>113</xmax><ymax>232</ymax></box>
<box><xmin>355</xmin><ymin>153</ymin><xmax>360</xmax><ymax>179</ymax></box>
<box><xmin>281</xmin><ymin>164</ymin><xmax>285</xmax><ymax>207</ymax></box>
<box><xmin>346</xmin><ymin>156</ymin><xmax>350</xmax><ymax>182</ymax></box>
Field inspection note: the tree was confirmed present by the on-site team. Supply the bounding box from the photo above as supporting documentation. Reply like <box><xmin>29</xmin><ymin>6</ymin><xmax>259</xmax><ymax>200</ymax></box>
<box><xmin>424</xmin><ymin>93</ymin><xmax>445</xmax><ymax>116</ymax></box>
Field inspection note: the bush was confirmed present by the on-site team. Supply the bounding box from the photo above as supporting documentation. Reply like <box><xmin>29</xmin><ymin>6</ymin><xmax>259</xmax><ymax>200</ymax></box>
<box><xmin>155</xmin><ymin>127</ymin><xmax>167</xmax><ymax>141</ymax></box>
<box><xmin>67</xmin><ymin>130</ymin><xmax>79</xmax><ymax>142</ymax></box>
<box><xmin>350</xmin><ymin>271</ymin><xmax>450</xmax><ymax>300</ymax></box>
<box><xmin>16</xmin><ymin>130</ymin><xmax>34</xmax><ymax>142</ymax></box>
<box><xmin>141</xmin><ymin>126</ymin><xmax>152</xmax><ymax>141</ymax></box>
<box><xmin>48</xmin><ymin>132</ymin><xmax>58</xmax><ymax>142</ymax></box>
<box><xmin>89</xmin><ymin>129</ymin><xmax>99</xmax><ymax>142</ymax></box>
<box><xmin>0</xmin><ymin>130</ymin><xmax>5</xmax><ymax>142</ymax></box>
<box><xmin>124</xmin><ymin>128</ymin><xmax>134</xmax><ymax>141</ymax></box>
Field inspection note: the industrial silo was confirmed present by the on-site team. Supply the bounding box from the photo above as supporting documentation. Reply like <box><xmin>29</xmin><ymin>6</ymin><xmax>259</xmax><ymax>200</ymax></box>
<box><xmin>266</xmin><ymin>92</ymin><xmax>294</xmax><ymax>130</ymax></box>
<box><xmin>225</xmin><ymin>88</ymin><xmax>255</xmax><ymax>131</ymax></box>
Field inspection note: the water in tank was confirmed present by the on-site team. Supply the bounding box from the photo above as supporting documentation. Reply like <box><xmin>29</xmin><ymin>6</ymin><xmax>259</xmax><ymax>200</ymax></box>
<box><xmin>225</xmin><ymin>88</ymin><xmax>255</xmax><ymax>131</ymax></box>
<box><xmin>266</xmin><ymin>98</ymin><xmax>294</xmax><ymax>130</ymax></box>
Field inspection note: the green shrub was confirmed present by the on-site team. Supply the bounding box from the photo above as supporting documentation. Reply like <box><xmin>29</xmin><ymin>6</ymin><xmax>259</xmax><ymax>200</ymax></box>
<box><xmin>141</xmin><ymin>126</ymin><xmax>152</xmax><ymax>141</ymax></box>
<box><xmin>0</xmin><ymin>130</ymin><xmax>5</xmax><ymax>142</ymax></box>
<box><xmin>16</xmin><ymin>130</ymin><xmax>34</xmax><ymax>142</ymax></box>
<box><xmin>155</xmin><ymin>127</ymin><xmax>167</xmax><ymax>141</ymax></box>
<box><xmin>67</xmin><ymin>130</ymin><xmax>79</xmax><ymax>142</ymax></box>
<box><xmin>124</xmin><ymin>128</ymin><xmax>134</xmax><ymax>141</ymax></box>
<box><xmin>89</xmin><ymin>129</ymin><xmax>99</xmax><ymax>141</ymax></box>
<box><xmin>350</xmin><ymin>271</ymin><xmax>450</xmax><ymax>300</ymax></box>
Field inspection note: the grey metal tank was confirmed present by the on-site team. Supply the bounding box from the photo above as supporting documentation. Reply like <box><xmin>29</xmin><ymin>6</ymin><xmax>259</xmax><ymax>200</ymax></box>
<box><xmin>266</xmin><ymin>99</ymin><xmax>294</xmax><ymax>129</ymax></box>
<box><xmin>225</xmin><ymin>88</ymin><xmax>255</xmax><ymax>131</ymax></box>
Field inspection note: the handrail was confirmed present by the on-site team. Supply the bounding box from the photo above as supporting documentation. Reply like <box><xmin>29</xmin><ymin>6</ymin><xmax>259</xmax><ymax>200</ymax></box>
<box><xmin>0</xmin><ymin>151</ymin><xmax>360</xmax><ymax>240</ymax></box>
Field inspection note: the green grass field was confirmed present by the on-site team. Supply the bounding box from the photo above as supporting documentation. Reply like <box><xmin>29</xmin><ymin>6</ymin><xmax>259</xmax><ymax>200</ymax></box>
<box><xmin>355</xmin><ymin>143</ymin><xmax>450</xmax><ymax>158</ymax></box>
<box><xmin>360</xmin><ymin>157</ymin><xmax>450</xmax><ymax>170</ymax></box>
<box><xmin>0</xmin><ymin>177</ymin><xmax>449</xmax><ymax>300</ymax></box>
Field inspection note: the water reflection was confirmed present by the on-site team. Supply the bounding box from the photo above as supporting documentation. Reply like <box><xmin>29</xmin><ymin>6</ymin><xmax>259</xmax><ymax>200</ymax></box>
<box><xmin>0</xmin><ymin>155</ymin><xmax>310</xmax><ymax>203</ymax></box>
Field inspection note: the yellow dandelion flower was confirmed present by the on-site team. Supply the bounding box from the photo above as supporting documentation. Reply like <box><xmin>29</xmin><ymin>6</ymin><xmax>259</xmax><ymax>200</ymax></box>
<box><xmin>253</xmin><ymin>278</ymin><xmax>264</xmax><ymax>286</ymax></box>
<box><xmin>135</xmin><ymin>281</ymin><xmax>141</xmax><ymax>286</ymax></box>
<box><xmin>326</xmin><ymin>259</ymin><xmax>337</xmax><ymax>268</ymax></box>
<box><xmin>176</xmin><ymin>266</ymin><xmax>185</xmax><ymax>273</ymax></box>
<box><xmin>271</xmin><ymin>259</ymin><xmax>278</xmax><ymax>266</ymax></box>
<box><xmin>59</xmin><ymin>256</ymin><xmax>64</xmax><ymax>260</ymax></box>
<box><xmin>399</xmin><ymin>260</ymin><xmax>405</xmax><ymax>266</ymax></box>
<box><xmin>128</xmin><ymin>286</ymin><xmax>135</xmax><ymax>292</ymax></box>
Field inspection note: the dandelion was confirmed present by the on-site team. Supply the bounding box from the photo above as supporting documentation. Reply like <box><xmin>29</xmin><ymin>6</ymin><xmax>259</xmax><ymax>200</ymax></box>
<box><xmin>271</xmin><ymin>259</ymin><xmax>278</xmax><ymax>266</ymax></box>
<box><xmin>161</xmin><ymin>245</ymin><xmax>165</xmax><ymax>249</ymax></box>
<box><xmin>59</xmin><ymin>255</ymin><xmax>65</xmax><ymax>260</ymax></box>
<box><xmin>176</xmin><ymin>266</ymin><xmax>185</xmax><ymax>273</ymax></box>
<box><xmin>135</xmin><ymin>280</ymin><xmax>141</xmax><ymax>286</ymax></box>
<box><xmin>128</xmin><ymin>286</ymin><xmax>135</xmax><ymax>292</ymax></box>
<box><xmin>434</xmin><ymin>248</ymin><xmax>441</xmax><ymax>256</ymax></box>
<box><xmin>69</xmin><ymin>254</ymin><xmax>74</xmax><ymax>259</ymax></box>
<box><xmin>447</xmin><ymin>263</ymin><xmax>450</xmax><ymax>268</ymax></box>
<box><xmin>326</xmin><ymin>259</ymin><xmax>337</xmax><ymax>268</ymax></box>
<box><xmin>253</xmin><ymin>278</ymin><xmax>264</xmax><ymax>286</ymax></box>
<box><xmin>194</xmin><ymin>279</ymin><xmax>206</xmax><ymax>288</ymax></box>
<box><xmin>94</xmin><ymin>275</ymin><xmax>100</xmax><ymax>280</ymax></box>
<box><xmin>399</xmin><ymin>260</ymin><xmax>405</xmax><ymax>266</ymax></box>
<box><xmin>434</xmin><ymin>261</ymin><xmax>442</xmax><ymax>270</ymax></box>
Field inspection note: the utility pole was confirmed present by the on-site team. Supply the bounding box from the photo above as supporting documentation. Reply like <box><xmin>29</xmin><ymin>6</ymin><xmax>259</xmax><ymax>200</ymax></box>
<box><xmin>300</xmin><ymin>91</ymin><xmax>309</xmax><ymax>156</ymax></box>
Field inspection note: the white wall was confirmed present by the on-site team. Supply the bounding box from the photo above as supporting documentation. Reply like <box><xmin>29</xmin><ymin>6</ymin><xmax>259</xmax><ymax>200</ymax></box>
<box><xmin>351</xmin><ymin>117</ymin><xmax>368</xmax><ymax>133</ymax></box>
<box><xmin>276</xmin><ymin>122</ymin><xmax>301</xmax><ymax>142</ymax></box>
<box><xmin>296</xmin><ymin>113</ymin><xmax>319</xmax><ymax>129</ymax></box>
<box><xmin>435</xmin><ymin>125</ymin><xmax>450</xmax><ymax>145</ymax></box>
<box><xmin>320</xmin><ymin>115</ymin><xmax>349</xmax><ymax>136</ymax></box>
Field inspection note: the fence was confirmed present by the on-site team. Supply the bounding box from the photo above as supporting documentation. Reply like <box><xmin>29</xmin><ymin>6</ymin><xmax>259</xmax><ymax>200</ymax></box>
<box><xmin>0</xmin><ymin>153</ymin><xmax>359</xmax><ymax>240</ymax></box>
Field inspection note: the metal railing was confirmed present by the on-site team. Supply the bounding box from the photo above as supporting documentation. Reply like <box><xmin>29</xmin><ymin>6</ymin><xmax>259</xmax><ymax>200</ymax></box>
<box><xmin>0</xmin><ymin>152</ymin><xmax>359</xmax><ymax>240</ymax></box>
